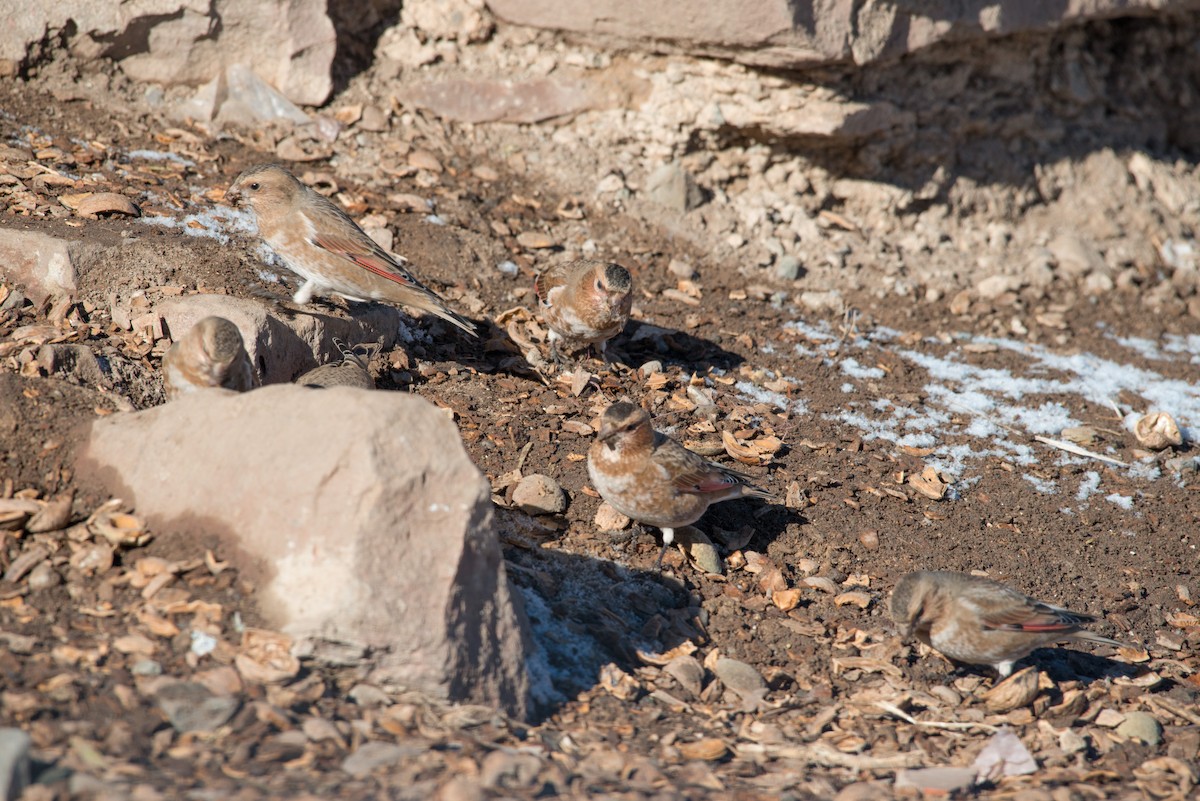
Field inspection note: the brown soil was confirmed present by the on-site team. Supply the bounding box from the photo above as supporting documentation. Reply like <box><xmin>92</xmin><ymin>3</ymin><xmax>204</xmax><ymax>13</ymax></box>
<box><xmin>1</xmin><ymin>17</ymin><xmax>1199</xmax><ymax>801</ymax></box>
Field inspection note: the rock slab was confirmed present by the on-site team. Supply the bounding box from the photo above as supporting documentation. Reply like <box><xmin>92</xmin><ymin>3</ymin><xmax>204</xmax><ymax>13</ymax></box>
<box><xmin>0</xmin><ymin>227</ymin><xmax>78</xmax><ymax>305</ymax></box>
<box><xmin>485</xmin><ymin>0</ymin><xmax>1200</xmax><ymax>68</ymax></box>
<box><xmin>80</xmin><ymin>385</ymin><xmax>533</xmax><ymax>720</ymax></box>
<box><xmin>0</xmin><ymin>0</ymin><xmax>335</xmax><ymax>105</ymax></box>
<box><xmin>0</xmin><ymin>729</ymin><xmax>31</xmax><ymax>801</ymax></box>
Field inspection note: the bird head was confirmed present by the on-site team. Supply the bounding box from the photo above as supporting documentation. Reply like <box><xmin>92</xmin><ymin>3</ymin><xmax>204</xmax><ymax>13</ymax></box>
<box><xmin>596</xmin><ymin>401</ymin><xmax>651</xmax><ymax>450</ymax></box>
<box><xmin>592</xmin><ymin>262</ymin><xmax>633</xmax><ymax>307</ymax></box>
<box><xmin>196</xmin><ymin>316</ymin><xmax>246</xmax><ymax>366</ymax></box>
<box><xmin>889</xmin><ymin>571</ymin><xmax>939</xmax><ymax>641</ymax></box>
<box><xmin>225</xmin><ymin>163</ymin><xmax>300</xmax><ymax>214</ymax></box>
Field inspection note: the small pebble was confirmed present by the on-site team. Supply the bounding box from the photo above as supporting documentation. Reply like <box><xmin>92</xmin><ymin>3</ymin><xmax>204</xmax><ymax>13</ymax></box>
<box><xmin>1116</xmin><ymin>711</ymin><xmax>1162</xmax><ymax>745</ymax></box>
<box><xmin>26</xmin><ymin>561</ymin><xmax>61</xmax><ymax>591</ymax></box>
<box><xmin>638</xmin><ymin>360</ymin><xmax>663</xmax><ymax>377</ymax></box>
<box><xmin>668</xmin><ymin>259</ymin><xmax>696</xmax><ymax>279</ymax></box>
<box><xmin>132</xmin><ymin>659</ymin><xmax>163</xmax><ymax>676</ymax></box>
<box><xmin>342</xmin><ymin>742</ymin><xmax>423</xmax><ymax>779</ymax></box>
<box><xmin>497</xmin><ymin>261</ymin><xmax>519</xmax><ymax>277</ymax></box>
<box><xmin>773</xmin><ymin>255</ymin><xmax>801</xmax><ymax>281</ymax></box>
<box><xmin>593</xmin><ymin>502</ymin><xmax>630</xmax><ymax>531</ymax></box>
<box><xmin>348</xmin><ymin>684</ymin><xmax>391</xmax><ymax>708</ymax></box>
<box><xmin>512</xmin><ymin>474</ymin><xmax>567</xmax><ymax>515</ymax></box>
<box><xmin>155</xmin><ymin>682</ymin><xmax>239</xmax><ymax>733</ymax></box>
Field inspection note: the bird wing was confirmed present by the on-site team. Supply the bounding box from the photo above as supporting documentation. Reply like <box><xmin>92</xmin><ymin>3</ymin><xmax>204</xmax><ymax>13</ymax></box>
<box><xmin>533</xmin><ymin>264</ymin><xmax>569</xmax><ymax>305</ymax></box>
<box><xmin>311</xmin><ymin>229</ymin><xmax>431</xmax><ymax>291</ymax></box>
<box><xmin>656</xmin><ymin>436</ymin><xmax>768</xmax><ymax>496</ymax></box>
<box><xmin>301</xmin><ymin>200</ymin><xmax>477</xmax><ymax>336</ymax></box>
<box><xmin>978</xmin><ymin>591</ymin><xmax>1096</xmax><ymax>633</ymax></box>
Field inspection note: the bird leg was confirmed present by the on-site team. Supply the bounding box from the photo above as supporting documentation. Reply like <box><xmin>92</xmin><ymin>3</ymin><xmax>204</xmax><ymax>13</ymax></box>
<box><xmin>292</xmin><ymin>279</ymin><xmax>317</xmax><ymax>305</ymax></box>
<box><xmin>652</xmin><ymin>527</ymin><xmax>676</xmax><ymax>569</ymax></box>
<box><xmin>548</xmin><ymin>340</ymin><xmax>569</xmax><ymax>369</ymax></box>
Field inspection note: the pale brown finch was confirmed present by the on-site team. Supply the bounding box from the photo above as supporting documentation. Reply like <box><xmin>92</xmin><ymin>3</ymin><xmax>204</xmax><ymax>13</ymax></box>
<box><xmin>161</xmin><ymin>316</ymin><xmax>255</xmax><ymax>399</ymax></box>
<box><xmin>225</xmin><ymin>163</ymin><xmax>476</xmax><ymax>336</ymax></box>
<box><xmin>295</xmin><ymin>338</ymin><xmax>375</xmax><ymax>390</ymax></box>
<box><xmin>534</xmin><ymin>260</ymin><xmax>632</xmax><ymax>363</ymax></box>
<box><xmin>890</xmin><ymin>570</ymin><xmax>1128</xmax><ymax>677</ymax></box>
<box><xmin>587</xmin><ymin>402</ymin><xmax>770</xmax><ymax>566</ymax></box>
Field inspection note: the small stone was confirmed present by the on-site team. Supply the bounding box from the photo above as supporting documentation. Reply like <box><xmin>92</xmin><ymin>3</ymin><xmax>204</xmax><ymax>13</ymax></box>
<box><xmin>26</xmin><ymin>561</ymin><xmax>60</xmax><ymax>591</ymax></box>
<box><xmin>668</xmin><ymin>259</ymin><xmax>697</xmax><ymax>279</ymax></box>
<box><xmin>894</xmin><ymin>767</ymin><xmax>976</xmax><ymax>794</ymax></box>
<box><xmin>637</xmin><ymin>360</ymin><xmax>663</xmax><ymax>377</ymax></box>
<box><xmin>833</xmin><ymin>781</ymin><xmax>892</xmax><ymax>801</ymax></box>
<box><xmin>132</xmin><ymin>660</ymin><xmax>163</xmax><ymax>677</ymax></box>
<box><xmin>154</xmin><ymin>682</ymin><xmax>240</xmax><ymax>733</ymax></box>
<box><xmin>408</xmin><ymin>149</ymin><xmax>442</xmax><ymax>172</ymax></box>
<box><xmin>0</xmin><ymin>728</ymin><xmax>32</xmax><ymax>801</ymax></box>
<box><xmin>1049</xmin><ymin>232</ymin><xmax>1106</xmax><ymax>278</ymax></box>
<box><xmin>644</xmin><ymin>163</ymin><xmax>703</xmax><ymax>212</ymax></box>
<box><xmin>512</xmin><ymin>474</ymin><xmax>567</xmax><ymax>515</ymax></box>
<box><xmin>516</xmin><ymin>231</ymin><xmax>555</xmax><ymax>249</ymax></box>
<box><xmin>1094</xmin><ymin>708</ymin><xmax>1126</xmax><ymax>727</ymax></box>
<box><xmin>799</xmin><ymin>289</ymin><xmax>842</xmax><ymax>313</ymax></box>
<box><xmin>497</xmin><ymin>261</ymin><xmax>519</xmax><ymax>277</ymax></box>
<box><xmin>1116</xmin><ymin>711</ymin><xmax>1162</xmax><ymax>745</ymax></box>
<box><xmin>1059</xmin><ymin>729</ymin><xmax>1087</xmax><ymax>754</ymax></box>
<box><xmin>359</xmin><ymin>105</ymin><xmax>390</xmax><ymax>132</ymax></box>
<box><xmin>977</xmin><ymin>274</ymin><xmax>1019</xmax><ymax>300</ymax></box>
<box><xmin>348</xmin><ymin>684</ymin><xmax>391</xmax><ymax>708</ymax></box>
<box><xmin>1083</xmin><ymin>272</ymin><xmax>1115</xmax><ymax>295</ymax></box>
<box><xmin>773</xmin><ymin>255</ymin><xmax>802</xmax><ymax>281</ymax></box>
<box><xmin>713</xmin><ymin>657</ymin><xmax>766</xmax><ymax>710</ymax></box>
<box><xmin>437</xmin><ymin>776</ymin><xmax>485</xmax><ymax>801</ymax></box>
<box><xmin>593</xmin><ymin>502</ymin><xmax>630</xmax><ymax>531</ymax></box>
<box><xmin>342</xmin><ymin>741</ymin><xmax>425</xmax><ymax>778</ymax></box>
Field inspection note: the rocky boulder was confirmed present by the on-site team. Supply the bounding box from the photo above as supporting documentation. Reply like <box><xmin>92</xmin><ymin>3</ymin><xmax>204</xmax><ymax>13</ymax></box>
<box><xmin>484</xmin><ymin>0</ymin><xmax>1200</xmax><ymax>68</ymax></box>
<box><xmin>0</xmin><ymin>227</ymin><xmax>78</xmax><ymax>306</ymax></box>
<box><xmin>79</xmin><ymin>385</ymin><xmax>533</xmax><ymax>720</ymax></box>
<box><xmin>0</xmin><ymin>0</ymin><xmax>335</xmax><ymax>105</ymax></box>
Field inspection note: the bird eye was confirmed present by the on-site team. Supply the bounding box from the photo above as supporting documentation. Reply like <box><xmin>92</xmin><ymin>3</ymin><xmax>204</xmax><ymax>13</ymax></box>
<box><xmin>624</xmin><ymin>422</ymin><xmax>638</xmax><ymax>432</ymax></box>
<box><xmin>249</xmin><ymin>182</ymin><xmax>260</xmax><ymax>191</ymax></box>
<box><xmin>594</xmin><ymin>278</ymin><xmax>604</xmax><ymax>292</ymax></box>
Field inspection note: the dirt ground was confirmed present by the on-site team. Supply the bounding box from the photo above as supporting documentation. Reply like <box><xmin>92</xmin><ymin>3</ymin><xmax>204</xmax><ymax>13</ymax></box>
<box><xmin>2</xmin><ymin>10</ymin><xmax>1200</xmax><ymax>801</ymax></box>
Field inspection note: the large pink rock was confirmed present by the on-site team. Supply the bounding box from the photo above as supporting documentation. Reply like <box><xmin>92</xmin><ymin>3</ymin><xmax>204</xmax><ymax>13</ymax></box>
<box><xmin>0</xmin><ymin>227</ymin><xmax>78</xmax><ymax>306</ymax></box>
<box><xmin>79</xmin><ymin>385</ymin><xmax>533</xmax><ymax>719</ymax></box>
<box><xmin>485</xmin><ymin>0</ymin><xmax>1200</xmax><ymax>67</ymax></box>
<box><xmin>0</xmin><ymin>0</ymin><xmax>335</xmax><ymax>105</ymax></box>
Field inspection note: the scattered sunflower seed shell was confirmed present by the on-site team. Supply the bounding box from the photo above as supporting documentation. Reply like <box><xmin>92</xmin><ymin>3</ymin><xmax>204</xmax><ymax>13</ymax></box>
<box><xmin>675</xmin><ymin>525</ymin><xmax>723</xmax><ymax>574</ymax></box>
<box><xmin>1133</xmin><ymin>411</ymin><xmax>1182</xmax><ymax>450</ymax></box>
<box><xmin>982</xmin><ymin>666</ymin><xmax>1040</xmax><ymax>713</ymax></box>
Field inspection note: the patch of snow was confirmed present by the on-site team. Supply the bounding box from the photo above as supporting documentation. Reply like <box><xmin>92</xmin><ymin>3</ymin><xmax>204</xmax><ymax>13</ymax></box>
<box><xmin>126</xmin><ymin>149</ymin><xmax>196</xmax><ymax>167</ymax></box>
<box><xmin>1105</xmin><ymin>493</ymin><xmax>1134</xmax><ymax>510</ymax></box>
<box><xmin>1077</xmin><ymin>471</ymin><xmax>1101</xmax><ymax>500</ymax></box>
<box><xmin>1023</xmin><ymin>474</ymin><xmax>1057</xmax><ymax>494</ymax></box>
<box><xmin>841</xmin><ymin>357</ymin><xmax>885</xmax><ymax>379</ymax></box>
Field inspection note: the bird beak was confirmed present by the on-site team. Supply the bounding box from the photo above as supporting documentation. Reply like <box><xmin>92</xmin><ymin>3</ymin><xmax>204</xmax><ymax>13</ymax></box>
<box><xmin>224</xmin><ymin>186</ymin><xmax>242</xmax><ymax>206</ymax></box>
<box><xmin>597</xmin><ymin>421</ymin><xmax>618</xmax><ymax>444</ymax></box>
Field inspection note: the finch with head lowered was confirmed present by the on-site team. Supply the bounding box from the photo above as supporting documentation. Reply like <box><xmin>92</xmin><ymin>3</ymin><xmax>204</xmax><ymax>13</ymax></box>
<box><xmin>226</xmin><ymin>163</ymin><xmax>475</xmax><ymax>336</ymax></box>
<box><xmin>889</xmin><ymin>570</ymin><xmax>1129</xmax><ymax>677</ymax></box>
<box><xmin>587</xmin><ymin>402</ymin><xmax>770</xmax><ymax>566</ymax></box>
<box><xmin>295</xmin><ymin>338</ymin><xmax>375</xmax><ymax>390</ymax></box>
<box><xmin>534</xmin><ymin>259</ymin><xmax>632</xmax><ymax>363</ymax></box>
<box><xmin>161</xmin><ymin>316</ymin><xmax>256</xmax><ymax>400</ymax></box>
